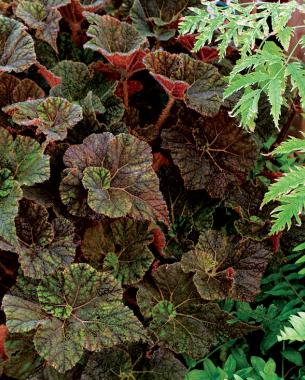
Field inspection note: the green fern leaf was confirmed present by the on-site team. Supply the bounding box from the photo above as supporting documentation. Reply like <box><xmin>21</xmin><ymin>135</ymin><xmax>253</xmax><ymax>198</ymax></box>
<box><xmin>287</xmin><ymin>62</ymin><xmax>305</xmax><ymax>110</ymax></box>
<box><xmin>278</xmin><ymin>312</ymin><xmax>305</xmax><ymax>342</ymax></box>
<box><xmin>267</xmin><ymin>77</ymin><xmax>285</xmax><ymax>129</ymax></box>
<box><xmin>262</xmin><ymin>166</ymin><xmax>305</xmax><ymax>205</ymax></box>
<box><xmin>273</xmin><ymin>135</ymin><xmax>305</xmax><ymax>155</ymax></box>
<box><xmin>269</xmin><ymin>193</ymin><xmax>305</xmax><ymax>233</ymax></box>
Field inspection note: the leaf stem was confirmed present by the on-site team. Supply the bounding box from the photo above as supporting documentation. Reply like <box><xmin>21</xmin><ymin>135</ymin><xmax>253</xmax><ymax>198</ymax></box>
<box><xmin>123</xmin><ymin>79</ymin><xmax>129</xmax><ymax>110</ymax></box>
<box><xmin>155</xmin><ymin>96</ymin><xmax>175</xmax><ymax>132</ymax></box>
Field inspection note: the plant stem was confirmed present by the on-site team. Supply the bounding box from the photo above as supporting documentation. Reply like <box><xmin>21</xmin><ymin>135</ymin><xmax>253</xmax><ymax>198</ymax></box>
<box><xmin>155</xmin><ymin>96</ymin><xmax>175</xmax><ymax>132</ymax></box>
<box><xmin>123</xmin><ymin>79</ymin><xmax>129</xmax><ymax>110</ymax></box>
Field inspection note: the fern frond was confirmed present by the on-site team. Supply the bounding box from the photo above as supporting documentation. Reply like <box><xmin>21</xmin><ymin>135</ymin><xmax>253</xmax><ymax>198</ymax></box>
<box><xmin>273</xmin><ymin>134</ymin><xmax>305</xmax><ymax>155</ymax></box>
<box><xmin>269</xmin><ymin>192</ymin><xmax>305</xmax><ymax>234</ymax></box>
<box><xmin>263</xmin><ymin>166</ymin><xmax>305</xmax><ymax>205</ymax></box>
<box><xmin>287</xmin><ymin>62</ymin><xmax>305</xmax><ymax>110</ymax></box>
<box><xmin>278</xmin><ymin>312</ymin><xmax>305</xmax><ymax>342</ymax></box>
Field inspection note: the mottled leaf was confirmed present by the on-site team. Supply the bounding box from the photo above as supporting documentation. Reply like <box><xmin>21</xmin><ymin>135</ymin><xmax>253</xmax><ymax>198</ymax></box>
<box><xmin>84</xmin><ymin>13</ymin><xmax>148</xmax><ymax>77</ymax></box>
<box><xmin>82</xmin><ymin>219</ymin><xmax>154</xmax><ymax>285</ymax></box>
<box><xmin>130</xmin><ymin>0</ymin><xmax>188</xmax><ymax>40</ymax></box>
<box><xmin>12</xmin><ymin>78</ymin><xmax>45</xmax><ymax>102</ymax></box>
<box><xmin>0</xmin><ymin>16</ymin><xmax>36</xmax><ymax>73</ymax></box>
<box><xmin>181</xmin><ymin>230</ymin><xmax>273</xmax><ymax>301</ymax></box>
<box><xmin>137</xmin><ymin>263</ymin><xmax>254</xmax><ymax>358</ymax></box>
<box><xmin>3</xmin><ymin>96</ymin><xmax>83</xmax><ymax>143</ymax></box>
<box><xmin>161</xmin><ymin>110</ymin><xmax>258</xmax><ymax>199</ymax></box>
<box><xmin>3</xmin><ymin>333</ymin><xmax>44</xmax><ymax>380</ymax></box>
<box><xmin>226</xmin><ymin>180</ymin><xmax>272</xmax><ymax>240</ymax></box>
<box><xmin>3</xmin><ymin>263</ymin><xmax>146</xmax><ymax>373</ymax></box>
<box><xmin>15</xmin><ymin>0</ymin><xmax>68</xmax><ymax>52</ymax></box>
<box><xmin>61</xmin><ymin>133</ymin><xmax>169</xmax><ymax>224</ymax></box>
<box><xmin>15</xmin><ymin>199</ymin><xmax>76</xmax><ymax>278</ymax></box>
<box><xmin>81</xmin><ymin>348</ymin><xmax>133</xmax><ymax>380</ymax></box>
<box><xmin>144</xmin><ymin>51</ymin><xmax>223</xmax><ymax>113</ymax></box>
<box><xmin>0</xmin><ymin>129</ymin><xmax>49</xmax><ymax>246</ymax></box>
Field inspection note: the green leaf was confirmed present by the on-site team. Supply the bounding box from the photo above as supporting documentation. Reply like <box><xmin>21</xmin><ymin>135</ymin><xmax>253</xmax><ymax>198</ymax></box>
<box><xmin>281</xmin><ymin>348</ymin><xmax>303</xmax><ymax>366</ymax></box>
<box><xmin>0</xmin><ymin>16</ymin><xmax>36</xmax><ymax>73</ymax></box>
<box><xmin>3</xmin><ymin>97</ymin><xmax>83</xmax><ymax>143</ymax></box>
<box><xmin>81</xmin><ymin>219</ymin><xmax>154</xmax><ymax>285</ymax></box>
<box><xmin>137</xmin><ymin>262</ymin><xmax>256</xmax><ymax>358</ymax></box>
<box><xmin>3</xmin><ymin>264</ymin><xmax>146</xmax><ymax>373</ymax></box>
<box><xmin>62</xmin><ymin>133</ymin><xmax>169</xmax><ymax>224</ymax></box>
<box><xmin>287</xmin><ymin>62</ymin><xmax>305</xmax><ymax>110</ymax></box>
<box><xmin>181</xmin><ymin>230</ymin><xmax>272</xmax><ymax>301</ymax></box>
<box><xmin>15</xmin><ymin>0</ymin><xmax>69</xmax><ymax>52</ymax></box>
<box><xmin>15</xmin><ymin>200</ymin><xmax>76</xmax><ymax>279</ymax></box>
<box><xmin>278</xmin><ymin>312</ymin><xmax>305</xmax><ymax>342</ymax></box>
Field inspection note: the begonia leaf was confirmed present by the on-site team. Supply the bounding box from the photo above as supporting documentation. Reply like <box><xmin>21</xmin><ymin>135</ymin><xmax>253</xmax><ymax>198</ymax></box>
<box><xmin>181</xmin><ymin>230</ymin><xmax>273</xmax><ymax>301</ymax></box>
<box><xmin>3</xmin><ymin>333</ymin><xmax>44</xmax><ymax>380</ymax></box>
<box><xmin>81</xmin><ymin>348</ymin><xmax>133</xmax><ymax>380</ymax></box>
<box><xmin>15</xmin><ymin>0</ymin><xmax>69</xmax><ymax>52</ymax></box>
<box><xmin>84</xmin><ymin>13</ymin><xmax>148</xmax><ymax>77</ymax></box>
<box><xmin>161</xmin><ymin>110</ymin><xmax>258</xmax><ymax>199</ymax></box>
<box><xmin>0</xmin><ymin>16</ymin><xmax>36</xmax><ymax>73</ymax></box>
<box><xmin>81</xmin><ymin>346</ymin><xmax>187</xmax><ymax>380</ymax></box>
<box><xmin>51</xmin><ymin>60</ymin><xmax>123</xmax><ymax>126</ymax></box>
<box><xmin>144</xmin><ymin>51</ymin><xmax>223</xmax><ymax>114</ymax></box>
<box><xmin>137</xmin><ymin>262</ymin><xmax>255</xmax><ymax>358</ymax></box>
<box><xmin>0</xmin><ymin>129</ymin><xmax>50</xmax><ymax>246</ymax></box>
<box><xmin>226</xmin><ymin>180</ymin><xmax>272</xmax><ymax>240</ymax></box>
<box><xmin>3</xmin><ymin>97</ymin><xmax>83</xmax><ymax>143</ymax></box>
<box><xmin>0</xmin><ymin>73</ymin><xmax>20</xmax><ymax>107</ymax></box>
<box><xmin>15</xmin><ymin>199</ymin><xmax>76</xmax><ymax>279</ymax></box>
<box><xmin>130</xmin><ymin>0</ymin><xmax>188</xmax><ymax>41</ymax></box>
<box><xmin>82</xmin><ymin>219</ymin><xmax>154</xmax><ymax>285</ymax></box>
<box><xmin>12</xmin><ymin>79</ymin><xmax>45</xmax><ymax>102</ymax></box>
<box><xmin>3</xmin><ymin>263</ymin><xmax>146</xmax><ymax>373</ymax></box>
<box><xmin>61</xmin><ymin>133</ymin><xmax>169</xmax><ymax>224</ymax></box>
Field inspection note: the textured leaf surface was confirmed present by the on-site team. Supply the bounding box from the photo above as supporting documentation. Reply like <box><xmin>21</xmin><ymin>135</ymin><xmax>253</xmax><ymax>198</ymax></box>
<box><xmin>3</xmin><ymin>97</ymin><xmax>83</xmax><ymax>143</ymax></box>
<box><xmin>130</xmin><ymin>0</ymin><xmax>188</xmax><ymax>40</ymax></box>
<box><xmin>0</xmin><ymin>16</ymin><xmax>36</xmax><ymax>73</ymax></box>
<box><xmin>82</xmin><ymin>219</ymin><xmax>154</xmax><ymax>285</ymax></box>
<box><xmin>0</xmin><ymin>128</ymin><xmax>50</xmax><ymax>186</ymax></box>
<box><xmin>84</xmin><ymin>13</ymin><xmax>148</xmax><ymax>74</ymax></box>
<box><xmin>61</xmin><ymin>133</ymin><xmax>169</xmax><ymax>224</ymax></box>
<box><xmin>15</xmin><ymin>200</ymin><xmax>76</xmax><ymax>278</ymax></box>
<box><xmin>3</xmin><ymin>264</ymin><xmax>145</xmax><ymax>373</ymax></box>
<box><xmin>162</xmin><ymin>110</ymin><xmax>258</xmax><ymax>199</ymax></box>
<box><xmin>181</xmin><ymin>230</ymin><xmax>273</xmax><ymax>301</ymax></box>
<box><xmin>15</xmin><ymin>0</ymin><xmax>66</xmax><ymax>52</ymax></box>
<box><xmin>137</xmin><ymin>263</ymin><xmax>253</xmax><ymax>358</ymax></box>
<box><xmin>144</xmin><ymin>51</ymin><xmax>222</xmax><ymax>106</ymax></box>
<box><xmin>3</xmin><ymin>333</ymin><xmax>44</xmax><ymax>379</ymax></box>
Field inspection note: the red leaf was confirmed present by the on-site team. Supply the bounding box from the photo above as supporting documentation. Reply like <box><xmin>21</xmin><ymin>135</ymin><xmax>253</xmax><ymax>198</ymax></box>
<box><xmin>115</xmin><ymin>80</ymin><xmax>143</xmax><ymax>98</ymax></box>
<box><xmin>0</xmin><ymin>325</ymin><xmax>8</xmax><ymax>361</ymax></box>
<box><xmin>153</xmin><ymin>227</ymin><xmax>166</xmax><ymax>255</ymax></box>
<box><xmin>36</xmin><ymin>63</ymin><xmax>62</xmax><ymax>88</ymax></box>
<box><xmin>271</xmin><ymin>232</ymin><xmax>283</xmax><ymax>253</ymax></box>
<box><xmin>152</xmin><ymin>152</ymin><xmax>170</xmax><ymax>172</ymax></box>
<box><xmin>177</xmin><ymin>35</ymin><xmax>219</xmax><ymax>63</ymax></box>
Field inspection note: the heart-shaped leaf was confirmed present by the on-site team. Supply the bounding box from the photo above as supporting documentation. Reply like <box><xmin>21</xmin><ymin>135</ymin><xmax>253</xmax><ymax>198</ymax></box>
<box><xmin>0</xmin><ymin>16</ymin><xmax>36</xmax><ymax>73</ymax></box>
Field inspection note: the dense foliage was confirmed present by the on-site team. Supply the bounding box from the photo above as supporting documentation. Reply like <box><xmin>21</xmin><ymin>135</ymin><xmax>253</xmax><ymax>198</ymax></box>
<box><xmin>0</xmin><ymin>0</ymin><xmax>304</xmax><ymax>379</ymax></box>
